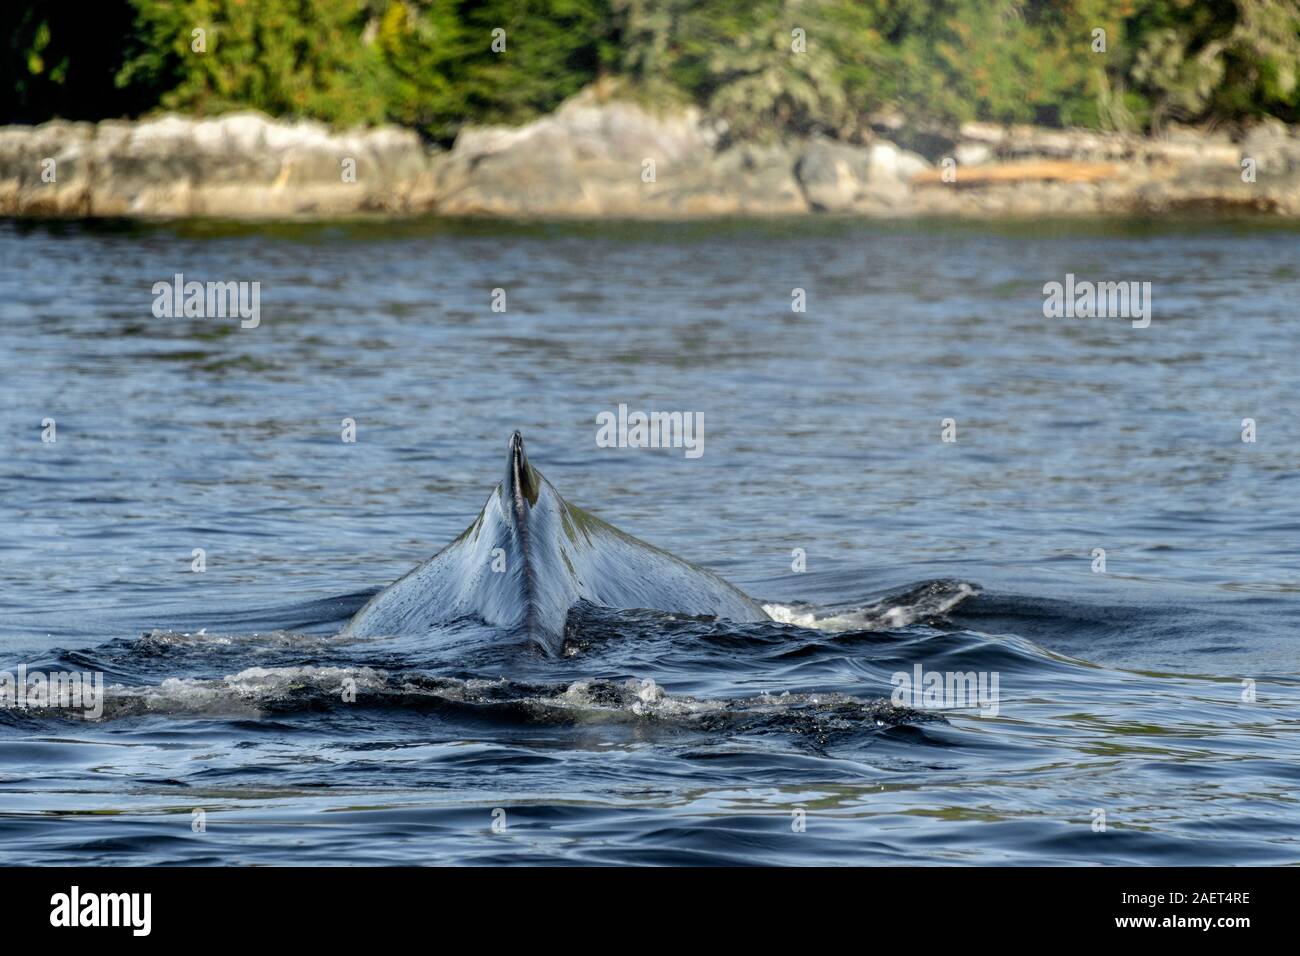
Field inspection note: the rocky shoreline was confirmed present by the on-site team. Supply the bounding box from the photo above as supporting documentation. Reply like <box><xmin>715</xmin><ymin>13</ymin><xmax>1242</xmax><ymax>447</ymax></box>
<box><xmin>3</xmin><ymin>86</ymin><xmax>1299</xmax><ymax>220</ymax></box>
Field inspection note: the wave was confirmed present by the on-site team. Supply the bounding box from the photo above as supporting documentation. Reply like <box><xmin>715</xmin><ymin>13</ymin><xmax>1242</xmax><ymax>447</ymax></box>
<box><xmin>765</xmin><ymin>579</ymin><xmax>979</xmax><ymax>631</ymax></box>
<box><xmin>2</xmin><ymin>665</ymin><xmax>941</xmax><ymax>744</ymax></box>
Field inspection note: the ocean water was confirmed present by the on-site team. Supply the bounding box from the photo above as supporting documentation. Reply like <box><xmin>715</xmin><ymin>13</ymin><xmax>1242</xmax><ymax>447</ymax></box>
<box><xmin>0</xmin><ymin>215</ymin><xmax>1297</xmax><ymax>865</ymax></box>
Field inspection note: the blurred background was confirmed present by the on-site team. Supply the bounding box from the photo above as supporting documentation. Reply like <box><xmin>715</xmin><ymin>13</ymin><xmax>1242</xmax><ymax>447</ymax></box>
<box><xmin>5</xmin><ymin>0</ymin><xmax>1299</xmax><ymax>141</ymax></box>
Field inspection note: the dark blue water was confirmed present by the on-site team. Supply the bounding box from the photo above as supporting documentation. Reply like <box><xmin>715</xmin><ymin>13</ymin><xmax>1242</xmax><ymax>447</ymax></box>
<box><xmin>1</xmin><ymin>216</ymin><xmax>1298</xmax><ymax>865</ymax></box>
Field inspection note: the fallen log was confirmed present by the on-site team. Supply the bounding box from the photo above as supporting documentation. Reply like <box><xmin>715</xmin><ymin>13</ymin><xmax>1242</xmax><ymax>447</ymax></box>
<box><xmin>912</xmin><ymin>160</ymin><xmax>1124</xmax><ymax>187</ymax></box>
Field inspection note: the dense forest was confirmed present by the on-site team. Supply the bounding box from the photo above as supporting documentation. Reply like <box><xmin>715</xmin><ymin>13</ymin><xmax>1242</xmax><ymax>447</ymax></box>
<box><xmin>5</xmin><ymin>0</ymin><xmax>1299</xmax><ymax>143</ymax></box>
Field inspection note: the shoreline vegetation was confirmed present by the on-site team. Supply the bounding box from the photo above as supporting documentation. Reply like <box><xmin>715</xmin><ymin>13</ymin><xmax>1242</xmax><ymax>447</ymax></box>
<box><xmin>4</xmin><ymin>1</ymin><xmax>1300</xmax><ymax>219</ymax></box>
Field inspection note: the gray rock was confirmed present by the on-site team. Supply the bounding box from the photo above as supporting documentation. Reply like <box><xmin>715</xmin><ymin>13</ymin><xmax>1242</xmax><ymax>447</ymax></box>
<box><xmin>0</xmin><ymin>110</ymin><xmax>440</xmax><ymax>217</ymax></box>
<box><xmin>0</xmin><ymin>86</ymin><xmax>1294</xmax><ymax>220</ymax></box>
<box><xmin>794</xmin><ymin>137</ymin><xmax>928</xmax><ymax>212</ymax></box>
<box><xmin>1240</xmin><ymin>118</ymin><xmax>1300</xmax><ymax>174</ymax></box>
<box><xmin>795</xmin><ymin>137</ymin><xmax>872</xmax><ymax>212</ymax></box>
<box><xmin>954</xmin><ymin>142</ymin><xmax>993</xmax><ymax>167</ymax></box>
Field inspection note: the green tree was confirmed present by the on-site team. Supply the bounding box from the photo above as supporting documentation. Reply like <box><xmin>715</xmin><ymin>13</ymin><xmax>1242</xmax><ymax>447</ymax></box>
<box><xmin>375</xmin><ymin>0</ymin><xmax>613</xmax><ymax>141</ymax></box>
<box><xmin>1129</xmin><ymin>0</ymin><xmax>1300</xmax><ymax>125</ymax></box>
<box><xmin>117</xmin><ymin>0</ymin><xmax>390</xmax><ymax>126</ymax></box>
<box><xmin>6</xmin><ymin>0</ymin><xmax>1300</xmax><ymax>136</ymax></box>
<box><xmin>373</xmin><ymin>1</ymin><xmax>466</xmax><ymax>138</ymax></box>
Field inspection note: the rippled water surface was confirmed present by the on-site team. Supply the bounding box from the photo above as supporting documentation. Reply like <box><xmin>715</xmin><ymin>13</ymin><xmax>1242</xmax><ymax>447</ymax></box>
<box><xmin>1</xmin><ymin>216</ymin><xmax>1298</xmax><ymax>865</ymax></box>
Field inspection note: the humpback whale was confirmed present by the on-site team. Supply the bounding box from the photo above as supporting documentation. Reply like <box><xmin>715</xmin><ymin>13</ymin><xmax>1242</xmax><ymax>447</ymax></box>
<box><xmin>343</xmin><ymin>432</ymin><xmax>770</xmax><ymax>652</ymax></box>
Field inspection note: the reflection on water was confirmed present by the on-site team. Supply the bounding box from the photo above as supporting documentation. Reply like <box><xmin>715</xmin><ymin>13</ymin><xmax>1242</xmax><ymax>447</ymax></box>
<box><xmin>0</xmin><ymin>216</ymin><xmax>1297</xmax><ymax>865</ymax></box>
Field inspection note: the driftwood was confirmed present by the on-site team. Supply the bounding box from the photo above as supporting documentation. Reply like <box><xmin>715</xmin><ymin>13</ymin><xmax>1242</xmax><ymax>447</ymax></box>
<box><xmin>912</xmin><ymin>161</ymin><xmax>1123</xmax><ymax>187</ymax></box>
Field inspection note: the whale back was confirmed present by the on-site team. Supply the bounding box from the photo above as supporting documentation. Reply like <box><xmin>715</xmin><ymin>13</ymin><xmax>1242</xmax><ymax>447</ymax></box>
<box><xmin>343</xmin><ymin>465</ymin><xmax>769</xmax><ymax>651</ymax></box>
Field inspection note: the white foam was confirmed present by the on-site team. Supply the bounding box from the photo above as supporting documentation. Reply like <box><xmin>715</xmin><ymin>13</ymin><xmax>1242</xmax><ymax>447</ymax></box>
<box><xmin>764</xmin><ymin>582</ymin><xmax>977</xmax><ymax>632</ymax></box>
<box><xmin>105</xmin><ymin>665</ymin><xmax>389</xmax><ymax>715</ymax></box>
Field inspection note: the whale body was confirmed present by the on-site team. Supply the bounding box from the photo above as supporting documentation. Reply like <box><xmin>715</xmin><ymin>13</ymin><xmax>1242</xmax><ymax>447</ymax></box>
<box><xmin>343</xmin><ymin>432</ymin><xmax>770</xmax><ymax>652</ymax></box>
